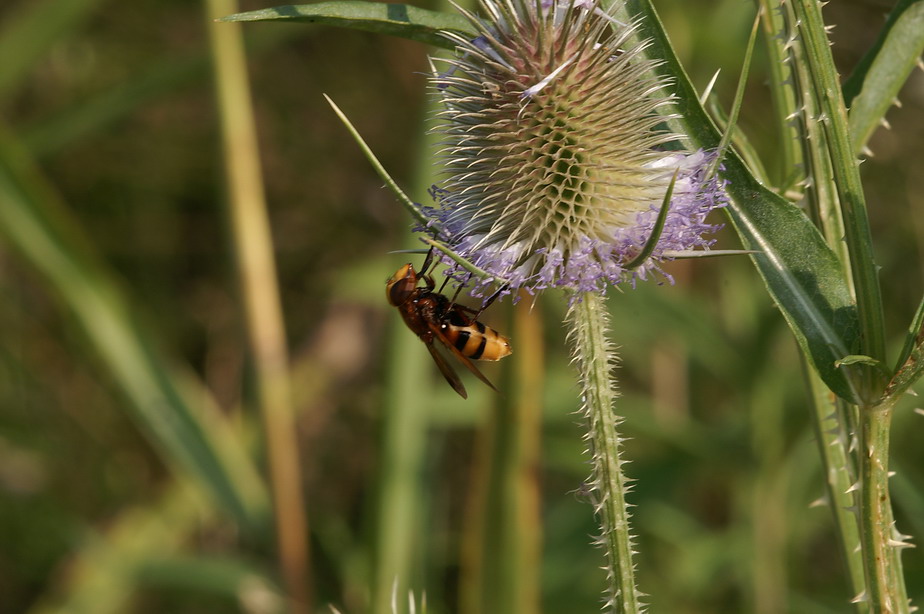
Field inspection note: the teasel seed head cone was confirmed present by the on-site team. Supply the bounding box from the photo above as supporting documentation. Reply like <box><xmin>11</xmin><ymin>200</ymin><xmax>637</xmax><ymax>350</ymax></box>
<box><xmin>426</xmin><ymin>0</ymin><xmax>728</xmax><ymax>298</ymax></box>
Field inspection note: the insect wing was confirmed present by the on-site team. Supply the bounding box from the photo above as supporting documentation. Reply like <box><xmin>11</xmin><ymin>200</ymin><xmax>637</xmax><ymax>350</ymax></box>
<box><xmin>428</xmin><ymin>321</ymin><xmax>500</xmax><ymax>394</ymax></box>
<box><xmin>424</xmin><ymin>340</ymin><xmax>468</xmax><ymax>399</ymax></box>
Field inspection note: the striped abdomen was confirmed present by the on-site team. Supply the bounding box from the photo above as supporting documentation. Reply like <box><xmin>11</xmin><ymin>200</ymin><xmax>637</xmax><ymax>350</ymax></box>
<box><xmin>441</xmin><ymin>309</ymin><xmax>512</xmax><ymax>361</ymax></box>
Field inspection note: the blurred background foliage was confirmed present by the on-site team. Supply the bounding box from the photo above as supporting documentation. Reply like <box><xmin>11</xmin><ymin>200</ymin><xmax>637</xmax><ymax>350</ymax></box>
<box><xmin>0</xmin><ymin>0</ymin><xmax>922</xmax><ymax>612</ymax></box>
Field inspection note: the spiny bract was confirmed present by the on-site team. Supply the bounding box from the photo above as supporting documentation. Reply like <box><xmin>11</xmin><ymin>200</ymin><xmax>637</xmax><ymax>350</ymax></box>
<box><xmin>421</xmin><ymin>0</ymin><xmax>727</xmax><ymax>299</ymax></box>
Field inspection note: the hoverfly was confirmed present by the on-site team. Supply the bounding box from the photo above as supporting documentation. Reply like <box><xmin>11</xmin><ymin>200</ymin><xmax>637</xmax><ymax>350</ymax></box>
<box><xmin>386</xmin><ymin>251</ymin><xmax>512</xmax><ymax>399</ymax></box>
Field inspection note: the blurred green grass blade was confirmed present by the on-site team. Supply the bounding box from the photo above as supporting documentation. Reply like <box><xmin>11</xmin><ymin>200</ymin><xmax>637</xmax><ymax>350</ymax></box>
<box><xmin>373</xmin><ymin>267</ymin><xmax>432</xmax><ymax>614</ymax></box>
<box><xmin>617</xmin><ymin>0</ymin><xmax>863</xmax><ymax>404</ymax></box>
<box><xmin>368</xmin><ymin>81</ymin><xmax>444</xmax><ymax>611</ymax></box>
<box><xmin>0</xmin><ymin>0</ymin><xmax>108</xmax><ymax>97</ymax></box>
<box><xmin>136</xmin><ymin>554</ymin><xmax>282</xmax><ymax>605</ymax></box>
<box><xmin>843</xmin><ymin>0</ymin><xmax>924</xmax><ymax>154</ymax></box>
<box><xmin>219</xmin><ymin>2</ymin><xmax>472</xmax><ymax>49</ymax></box>
<box><xmin>0</xmin><ymin>124</ymin><xmax>269</xmax><ymax>531</ymax></box>
<box><xmin>27</xmin><ymin>482</ymin><xmax>209</xmax><ymax>614</ymax></box>
<box><xmin>461</xmin><ymin>300</ymin><xmax>543</xmax><ymax>614</ymax></box>
<box><xmin>22</xmin><ymin>26</ymin><xmax>300</xmax><ymax>157</ymax></box>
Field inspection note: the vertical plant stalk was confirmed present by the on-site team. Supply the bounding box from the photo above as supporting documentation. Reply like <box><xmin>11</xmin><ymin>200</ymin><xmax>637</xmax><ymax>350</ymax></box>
<box><xmin>370</xmin><ymin>88</ymin><xmax>448</xmax><ymax>613</ymax></box>
<box><xmin>858</xmin><ymin>401</ymin><xmax>910</xmax><ymax>614</ymax></box>
<box><xmin>789</xmin><ymin>1</ymin><xmax>906</xmax><ymax>609</ymax></box>
<box><xmin>461</xmin><ymin>294</ymin><xmax>543</xmax><ymax>614</ymax></box>
<box><xmin>566</xmin><ymin>292</ymin><xmax>640</xmax><ymax>613</ymax></box>
<box><xmin>767</xmin><ymin>4</ymin><xmax>867</xmax><ymax>606</ymax></box>
<box><xmin>373</xmin><ymin>302</ymin><xmax>430</xmax><ymax>614</ymax></box>
<box><xmin>756</xmin><ymin>0</ymin><xmax>802</xmax><ymax>192</ymax></box>
<box><xmin>804</xmin><ymin>367</ymin><xmax>867</xmax><ymax>611</ymax></box>
<box><xmin>205</xmin><ymin>2</ymin><xmax>311</xmax><ymax>612</ymax></box>
<box><xmin>775</xmin><ymin>0</ymin><xmax>853</xmax><ymax>291</ymax></box>
<box><xmin>790</xmin><ymin>0</ymin><xmax>887</xmax><ymax>381</ymax></box>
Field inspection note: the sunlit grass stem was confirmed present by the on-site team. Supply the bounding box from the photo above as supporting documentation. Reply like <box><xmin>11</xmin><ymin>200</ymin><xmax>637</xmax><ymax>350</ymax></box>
<box><xmin>205</xmin><ymin>2</ymin><xmax>311</xmax><ymax>611</ymax></box>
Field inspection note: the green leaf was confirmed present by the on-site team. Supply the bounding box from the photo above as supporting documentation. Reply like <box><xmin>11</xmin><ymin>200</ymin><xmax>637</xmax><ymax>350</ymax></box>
<box><xmin>843</xmin><ymin>0</ymin><xmax>924</xmax><ymax>154</ymax></box>
<box><xmin>710</xmin><ymin>10</ymin><xmax>761</xmax><ymax>178</ymax></box>
<box><xmin>618</xmin><ymin>0</ymin><xmax>864</xmax><ymax>403</ymax></box>
<box><xmin>219</xmin><ymin>2</ymin><xmax>474</xmax><ymax>49</ymax></box>
<box><xmin>625</xmin><ymin>169</ymin><xmax>677</xmax><ymax>270</ymax></box>
<box><xmin>883</xmin><ymin>294</ymin><xmax>924</xmax><ymax>402</ymax></box>
<box><xmin>835</xmin><ymin>355</ymin><xmax>885</xmax><ymax>370</ymax></box>
<box><xmin>0</xmin><ymin>123</ymin><xmax>269</xmax><ymax>531</ymax></box>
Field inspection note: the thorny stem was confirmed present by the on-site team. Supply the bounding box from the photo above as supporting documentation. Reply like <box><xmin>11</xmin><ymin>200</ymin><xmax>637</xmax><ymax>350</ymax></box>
<box><xmin>566</xmin><ymin>292</ymin><xmax>641</xmax><ymax>613</ymax></box>
<box><xmin>858</xmin><ymin>401</ymin><xmax>910</xmax><ymax>614</ymax></box>
<box><xmin>804</xmin><ymin>365</ymin><xmax>867</xmax><ymax>612</ymax></box>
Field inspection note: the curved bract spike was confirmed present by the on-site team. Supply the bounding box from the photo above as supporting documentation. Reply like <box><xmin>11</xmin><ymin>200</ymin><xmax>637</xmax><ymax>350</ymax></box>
<box><xmin>324</xmin><ymin>94</ymin><xmax>445</xmax><ymax>234</ymax></box>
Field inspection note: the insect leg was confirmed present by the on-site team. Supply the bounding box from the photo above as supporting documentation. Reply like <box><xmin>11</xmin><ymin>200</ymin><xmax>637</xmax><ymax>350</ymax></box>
<box><xmin>474</xmin><ymin>283</ymin><xmax>509</xmax><ymax>318</ymax></box>
<box><xmin>437</xmin><ymin>272</ymin><xmax>453</xmax><ymax>295</ymax></box>
<box><xmin>419</xmin><ymin>246</ymin><xmax>436</xmax><ymax>277</ymax></box>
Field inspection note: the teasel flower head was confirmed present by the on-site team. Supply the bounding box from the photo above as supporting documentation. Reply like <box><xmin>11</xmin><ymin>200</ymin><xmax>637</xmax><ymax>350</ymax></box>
<box><xmin>423</xmin><ymin>0</ymin><xmax>728</xmax><ymax>300</ymax></box>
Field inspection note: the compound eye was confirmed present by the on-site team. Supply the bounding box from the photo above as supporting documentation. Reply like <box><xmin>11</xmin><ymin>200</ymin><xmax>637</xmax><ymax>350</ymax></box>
<box><xmin>385</xmin><ymin>264</ymin><xmax>418</xmax><ymax>305</ymax></box>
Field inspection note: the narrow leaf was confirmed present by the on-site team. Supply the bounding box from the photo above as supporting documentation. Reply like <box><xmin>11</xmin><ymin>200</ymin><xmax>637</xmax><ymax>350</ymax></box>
<box><xmin>843</xmin><ymin>0</ymin><xmax>924</xmax><ymax>154</ymax></box>
<box><xmin>883</xmin><ymin>295</ymin><xmax>924</xmax><ymax>401</ymax></box>
<box><xmin>325</xmin><ymin>94</ymin><xmax>438</xmax><ymax>231</ymax></box>
<box><xmin>625</xmin><ymin>170</ymin><xmax>676</xmax><ymax>270</ymax></box>
<box><xmin>711</xmin><ymin>10</ymin><xmax>761</xmax><ymax>177</ymax></box>
<box><xmin>423</xmin><ymin>237</ymin><xmax>505</xmax><ymax>283</ymax></box>
<box><xmin>617</xmin><ymin>0</ymin><xmax>864</xmax><ymax>403</ymax></box>
<box><xmin>219</xmin><ymin>2</ymin><xmax>473</xmax><ymax>49</ymax></box>
<box><xmin>662</xmin><ymin>249</ymin><xmax>758</xmax><ymax>259</ymax></box>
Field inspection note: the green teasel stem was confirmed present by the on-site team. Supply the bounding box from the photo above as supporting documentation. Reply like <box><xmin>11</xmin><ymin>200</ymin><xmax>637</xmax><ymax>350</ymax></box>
<box><xmin>804</xmin><ymin>365</ymin><xmax>867</xmax><ymax>611</ymax></box>
<box><xmin>566</xmin><ymin>292</ymin><xmax>641</xmax><ymax>613</ymax></box>
<box><xmin>790</xmin><ymin>0</ymin><xmax>887</xmax><ymax>395</ymax></box>
<box><xmin>756</xmin><ymin>0</ymin><xmax>803</xmax><ymax>192</ymax></box>
<box><xmin>858</xmin><ymin>400</ymin><xmax>910</xmax><ymax>614</ymax></box>
<box><xmin>776</xmin><ymin>0</ymin><xmax>854</xmax><ymax>294</ymax></box>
